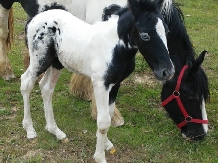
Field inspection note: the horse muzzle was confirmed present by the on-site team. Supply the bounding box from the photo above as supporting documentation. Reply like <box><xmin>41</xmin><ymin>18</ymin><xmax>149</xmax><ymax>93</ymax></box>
<box><xmin>154</xmin><ymin>66</ymin><xmax>175</xmax><ymax>81</ymax></box>
<box><xmin>182</xmin><ymin>131</ymin><xmax>207</xmax><ymax>141</ymax></box>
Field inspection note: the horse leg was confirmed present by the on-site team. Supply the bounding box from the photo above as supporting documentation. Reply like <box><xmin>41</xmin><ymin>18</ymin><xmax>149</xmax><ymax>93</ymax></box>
<box><xmin>92</xmin><ymin>79</ymin><xmax>112</xmax><ymax>163</ymax></box>
<box><xmin>39</xmin><ymin>66</ymin><xmax>67</xmax><ymax>140</ymax></box>
<box><xmin>91</xmin><ymin>94</ymin><xmax>124</xmax><ymax>127</ymax></box>
<box><xmin>70</xmin><ymin>73</ymin><xmax>124</xmax><ymax>127</ymax></box>
<box><xmin>20</xmin><ymin>67</ymin><xmax>38</xmax><ymax>139</ymax></box>
<box><xmin>69</xmin><ymin>74</ymin><xmax>93</xmax><ymax>101</ymax></box>
<box><xmin>0</xmin><ymin>6</ymin><xmax>15</xmax><ymax>80</ymax></box>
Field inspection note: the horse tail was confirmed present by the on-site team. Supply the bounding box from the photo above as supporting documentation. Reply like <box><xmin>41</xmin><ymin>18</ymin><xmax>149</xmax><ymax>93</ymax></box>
<box><xmin>6</xmin><ymin>7</ymin><xmax>14</xmax><ymax>51</ymax></box>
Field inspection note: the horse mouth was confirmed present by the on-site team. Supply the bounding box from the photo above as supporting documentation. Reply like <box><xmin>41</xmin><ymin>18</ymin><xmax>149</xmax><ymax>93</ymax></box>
<box><xmin>182</xmin><ymin>132</ymin><xmax>206</xmax><ymax>141</ymax></box>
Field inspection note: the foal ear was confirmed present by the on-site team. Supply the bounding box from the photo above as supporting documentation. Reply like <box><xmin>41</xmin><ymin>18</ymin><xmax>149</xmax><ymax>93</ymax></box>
<box><xmin>188</xmin><ymin>50</ymin><xmax>207</xmax><ymax>77</ymax></box>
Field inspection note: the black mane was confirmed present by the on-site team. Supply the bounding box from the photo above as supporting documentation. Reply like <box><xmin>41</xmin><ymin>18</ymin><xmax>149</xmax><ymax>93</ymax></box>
<box><xmin>167</xmin><ymin>3</ymin><xmax>196</xmax><ymax>62</ymax></box>
<box><xmin>116</xmin><ymin>7</ymin><xmax>135</xmax><ymax>47</ymax></box>
<box><xmin>164</xmin><ymin>2</ymin><xmax>210</xmax><ymax>102</ymax></box>
<box><xmin>193</xmin><ymin>68</ymin><xmax>210</xmax><ymax>101</ymax></box>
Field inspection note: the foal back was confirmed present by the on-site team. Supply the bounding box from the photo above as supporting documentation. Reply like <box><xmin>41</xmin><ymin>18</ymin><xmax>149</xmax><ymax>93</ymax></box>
<box><xmin>26</xmin><ymin>9</ymin><xmax>119</xmax><ymax>77</ymax></box>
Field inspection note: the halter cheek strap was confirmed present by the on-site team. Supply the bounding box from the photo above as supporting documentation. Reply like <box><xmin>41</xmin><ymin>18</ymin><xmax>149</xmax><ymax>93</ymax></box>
<box><xmin>161</xmin><ymin>65</ymin><xmax>208</xmax><ymax>129</ymax></box>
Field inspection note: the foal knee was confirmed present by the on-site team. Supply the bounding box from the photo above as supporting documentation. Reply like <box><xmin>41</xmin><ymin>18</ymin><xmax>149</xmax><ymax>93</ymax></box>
<box><xmin>20</xmin><ymin>73</ymin><xmax>34</xmax><ymax>95</ymax></box>
<box><xmin>97</xmin><ymin>114</ymin><xmax>111</xmax><ymax>134</ymax></box>
<box><xmin>39</xmin><ymin>81</ymin><xmax>54</xmax><ymax>98</ymax></box>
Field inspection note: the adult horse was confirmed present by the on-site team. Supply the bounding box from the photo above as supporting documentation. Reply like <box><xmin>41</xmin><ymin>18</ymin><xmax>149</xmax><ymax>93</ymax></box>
<box><xmin>160</xmin><ymin>3</ymin><xmax>209</xmax><ymax>140</ymax></box>
<box><xmin>0</xmin><ymin>6</ymin><xmax>14</xmax><ymax>80</ymax></box>
<box><xmin>71</xmin><ymin>1</ymin><xmax>210</xmax><ymax>140</ymax></box>
<box><xmin>22</xmin><ymin>0</ymin><xmax>174</xmax><ymax>162</ymax></box>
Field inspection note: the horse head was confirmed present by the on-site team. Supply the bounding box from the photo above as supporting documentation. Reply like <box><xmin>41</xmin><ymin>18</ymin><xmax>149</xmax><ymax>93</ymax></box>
<box><xmin>127</xmin><ymin>0</ymin><xmax>175</xmax><ymax>81</ymax></box>
<box><xmin>161</xmin><ymin>51</ymin><xmax>209</xmax><ymax>140</ymax></box>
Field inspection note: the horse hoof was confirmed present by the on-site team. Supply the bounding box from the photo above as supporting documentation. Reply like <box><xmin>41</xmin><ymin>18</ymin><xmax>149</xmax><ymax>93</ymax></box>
<box><xmin>61</xmin><ymin>137</ymin><xmax>69</xmax><ymax>143</ymax></box>
<box><xmin>27</xmin><ymin>130</ymin><xmax>37</xmax><ymax>139</ymax></box>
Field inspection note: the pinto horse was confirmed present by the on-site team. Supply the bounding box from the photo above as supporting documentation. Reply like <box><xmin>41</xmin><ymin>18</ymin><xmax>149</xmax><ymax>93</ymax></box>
<box><xmin>70</xmin><ymin>0</ymin><xmax>210</xmax><ymax>140</ymax></box>
<box><xmin>22</xmin><ymin>0</ymin><xmax>174</xmax><ymax>162</ymax></box>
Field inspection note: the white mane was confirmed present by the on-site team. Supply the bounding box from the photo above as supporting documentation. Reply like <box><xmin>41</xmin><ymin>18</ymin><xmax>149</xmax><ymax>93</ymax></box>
<box><xmin>160</xmin><ymin>0</ymin><xmax>173</xmax><ymax>21</ymax></box>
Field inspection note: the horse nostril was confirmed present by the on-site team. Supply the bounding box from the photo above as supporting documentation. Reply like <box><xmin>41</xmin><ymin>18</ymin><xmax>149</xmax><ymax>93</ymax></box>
<box><xmin>154</xmin><ymin>68</ymin><xmax>174</xmax><ymax>81</ymax></box>
<box><xmin>162</xmin><ymin>69</ymin><xmax>168</xmax><ymax>78</ymax></box>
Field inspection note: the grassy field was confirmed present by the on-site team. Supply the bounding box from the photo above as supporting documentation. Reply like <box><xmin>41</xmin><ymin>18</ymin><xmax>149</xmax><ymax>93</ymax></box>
<box><xmin>0</xmin><ymin>1</ymin><xmax>218</xmax><ymax>162</ymax></box>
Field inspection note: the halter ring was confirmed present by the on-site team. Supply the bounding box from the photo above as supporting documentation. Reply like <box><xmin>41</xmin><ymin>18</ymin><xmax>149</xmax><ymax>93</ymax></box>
<box><xmin>185</xmin><ymin>116</ymin><xmax>192</xmax><ymax>122</ymax></box>
<box><xmin>173</xmin><ymin>91</ymin><xmax>180</xmax><ymax>97</ymax></box>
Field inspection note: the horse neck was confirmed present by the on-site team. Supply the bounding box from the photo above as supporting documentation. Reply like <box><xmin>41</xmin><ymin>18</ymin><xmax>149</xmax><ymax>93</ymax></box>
<box><xmin>167</xmin><ymin>4</ymin><xmax>195</xmax><ymax>75</ymax></box>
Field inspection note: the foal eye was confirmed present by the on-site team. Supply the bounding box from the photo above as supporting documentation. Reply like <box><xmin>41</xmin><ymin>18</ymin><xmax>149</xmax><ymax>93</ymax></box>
<box><xmin>140</xmin><ymin>32</ymin><xmax>150</xmax><ymax>41</ymax></box>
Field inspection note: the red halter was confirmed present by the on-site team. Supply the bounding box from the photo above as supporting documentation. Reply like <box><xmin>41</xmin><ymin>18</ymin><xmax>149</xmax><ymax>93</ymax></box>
<box><xmin>161</xmin><ymin>65</ymin><xmax>208</xmax><ymax>129</ymax></box>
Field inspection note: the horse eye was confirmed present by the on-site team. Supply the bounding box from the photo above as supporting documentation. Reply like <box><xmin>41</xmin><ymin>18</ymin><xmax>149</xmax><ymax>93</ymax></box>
<box><xmin>140</xmin><ymin>32</ymin><xmax>150</xmax><ymax>41</ymax></box>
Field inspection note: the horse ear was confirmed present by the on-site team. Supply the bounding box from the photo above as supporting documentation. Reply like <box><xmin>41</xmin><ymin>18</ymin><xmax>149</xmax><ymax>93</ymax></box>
<box><xmin>188</xmin><ymin>50</ymin><xmax>207</xmax><ymax>77</ymax></box>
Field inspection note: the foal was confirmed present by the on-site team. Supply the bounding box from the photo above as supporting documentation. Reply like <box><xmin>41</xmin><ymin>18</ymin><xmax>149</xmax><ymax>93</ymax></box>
<box><xmin>21</xmin><ymin>0</ymin><xmax>174</xmax><ymax>162</ymax></box>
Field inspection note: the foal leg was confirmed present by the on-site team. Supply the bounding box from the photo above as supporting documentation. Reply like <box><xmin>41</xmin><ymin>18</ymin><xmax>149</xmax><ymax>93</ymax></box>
<box><xmin>91</xmin><ymin>98</ymin><xmax>124</xmax><ymax>127</ymax></box>
<box><xmin>91</xmin><ymin>83</ymin><xmax>124</xmax><ymax>127</ymax></box>
<box><xmin>92</xmin><ymin>80</ymin><xmax>112</xmax><ymax>163</ymax></box>
<box><xmin>0</xmin><ymin>6</ymin><xmax>15</xmax><ymax>80</ymax></box>
<box><xmin>105</xmin><ymin>83</ymin><xmax>122</xmax><ymax>151</ymax></box>
<box><xmin>20</xmin><ymin>67</ymin><xmax>38</xmax><ymax>139</ymax></box>
<box><xmin>39</xmin><ymin>66</ymin><xmax>66</xmax><ymax>140</ymax></box>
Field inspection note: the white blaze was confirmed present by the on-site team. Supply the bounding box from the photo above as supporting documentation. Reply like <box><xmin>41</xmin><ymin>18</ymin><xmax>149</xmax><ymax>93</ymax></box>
<box><xmin>155</xmin><ymin>18</ymin><xmax>168</xmax><ymax>51</ymax></box>
<box><xmin>201</xmin><ymin>99</ymin><xmax>208</xmax><ymax>133</ymax></box>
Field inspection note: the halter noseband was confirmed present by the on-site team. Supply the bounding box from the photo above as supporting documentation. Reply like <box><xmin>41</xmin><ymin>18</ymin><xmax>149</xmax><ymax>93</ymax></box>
<box><xmin>161</xmin><ymin>65</ymin><xmax>208</xmax><ymax>129</ymax></box>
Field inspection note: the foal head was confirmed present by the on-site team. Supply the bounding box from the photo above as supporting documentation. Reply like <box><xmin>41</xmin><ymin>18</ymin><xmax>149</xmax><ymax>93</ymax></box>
<box><xmin>127</xmin><ymin>0</ymin><xmax>175</xmax><ymax>81</ymax></box>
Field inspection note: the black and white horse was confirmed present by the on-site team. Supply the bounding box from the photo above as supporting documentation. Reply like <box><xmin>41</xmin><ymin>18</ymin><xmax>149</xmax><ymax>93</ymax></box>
<box><xmin>21</xmin><ymin>0</ymin><xmax>174</xmax><ymax>162</ymax></box>
<box><xmin>160</xmin><ymin>3</ymin><xmax>209</xmax><ymax>140</ymax></box>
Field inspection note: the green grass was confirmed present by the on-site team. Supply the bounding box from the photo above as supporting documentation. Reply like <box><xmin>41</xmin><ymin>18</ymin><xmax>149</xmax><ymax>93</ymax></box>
<box><xmin>0</xmin><ymin>1</ymin><xmax>218</xmax><ymax>162</ymax></box>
